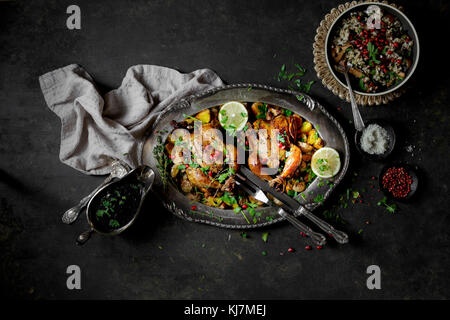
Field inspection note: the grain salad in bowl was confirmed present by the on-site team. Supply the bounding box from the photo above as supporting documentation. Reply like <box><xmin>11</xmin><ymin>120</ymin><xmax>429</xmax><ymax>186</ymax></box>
<box><xmin>328</xmin><ymin>5</ymin><xmax>418</xmax><ymax>95</ymax></box>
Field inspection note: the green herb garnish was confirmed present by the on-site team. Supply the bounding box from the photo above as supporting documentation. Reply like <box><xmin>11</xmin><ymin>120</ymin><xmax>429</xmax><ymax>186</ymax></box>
<box><xmin>109</xmin><ymin>219</ymin><xmax>120</xmax><ymax>228</ymax></box>
<box><xmin>377</xmin><ymin>197</ymin><xmax>397</xmax><ymax>214</ymax></box>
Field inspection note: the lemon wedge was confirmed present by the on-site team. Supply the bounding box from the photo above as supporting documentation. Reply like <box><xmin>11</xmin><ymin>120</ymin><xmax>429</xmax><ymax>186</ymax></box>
<box><xmin>311</xmin><ymin>147</ymin><xmax>341</xmax><ymax>178</ymax></box>
<box><xmin>218</xmin><ymin>101</ymin><xmax>248</xmax><ymax>132</ymax></box>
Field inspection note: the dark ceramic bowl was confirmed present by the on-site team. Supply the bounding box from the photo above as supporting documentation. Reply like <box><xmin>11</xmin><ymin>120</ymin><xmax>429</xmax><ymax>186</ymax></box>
<box><xmin>355</xmin><ymin>120</ymin><xmax>396</xmax><ymax>161</ymax></box>
<box><xmin>325</xmin><ymin>2</ymin><xmax>420</xmax><ymax>96</ymax></box>
<box><xmin>378</xmin><ymin>163</ymin><xmax>419</xmax><ymax>201</ymax></box>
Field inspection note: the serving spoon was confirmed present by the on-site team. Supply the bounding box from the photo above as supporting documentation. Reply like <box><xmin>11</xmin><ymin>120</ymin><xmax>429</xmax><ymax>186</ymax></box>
<box><xmin>62</xmin><ymin>160</ymin><xmax>130</xmax><ymax>224</ymax></box>
<box><xmin>336</xmin><ymin>62</ymin><xmax>365</xmax><ymax>132</ymax></box>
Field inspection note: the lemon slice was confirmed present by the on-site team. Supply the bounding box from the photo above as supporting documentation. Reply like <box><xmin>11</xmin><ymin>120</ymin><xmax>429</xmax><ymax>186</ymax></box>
<box><xmin>311</xmin><ymin>147</ymin><xmax>341</xmax><ymax>178</ymax></box>
<box><xmin>218</xmin><ymin>101</ymin><xmax>248</xmax><ymax>132</ymax></box>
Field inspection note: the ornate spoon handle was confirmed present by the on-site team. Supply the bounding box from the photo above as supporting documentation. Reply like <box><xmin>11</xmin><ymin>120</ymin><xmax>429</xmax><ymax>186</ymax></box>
<box><xmin>298</xmin><ymin>206</ymin><xmax>349</xmax><ymax>244</ymax></box>
<box><xmin>343</xmin><ymin>66</ymin><xmax>365</xmax><ymax>132</ymax></box>
<box><xmin>61</xmin><ymin>160</ymin><xmax>130</xmax><ymax>224</ymax></box>
<box><xmin>278</xmin><ymin>208</ymin><xmax>327</xmax><ymax>246</ymax></box>
<box><xmin>62</xmin><ymin>176</ymin><xmax>114</xmax><ymax>224</ymax></box>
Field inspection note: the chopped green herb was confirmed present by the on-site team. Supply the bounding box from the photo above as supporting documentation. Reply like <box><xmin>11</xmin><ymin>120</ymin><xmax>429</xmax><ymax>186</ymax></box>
<box><xmin>313</xmin><ymin>194</ymin><xmax>324</xmax><ymax>204</ymax></box>
<box><xmin>109</xmin><ymin>219</ymin><xmax>120</xmax><ymax>228</ymax></box>
<box><xmin>377</xmin><ymin>197</ymin><xmax>397</xmax><ymax>214</ymax></box>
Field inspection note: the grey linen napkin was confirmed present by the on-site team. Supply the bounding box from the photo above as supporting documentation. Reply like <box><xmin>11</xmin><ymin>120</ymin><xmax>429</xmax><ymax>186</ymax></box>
<box><xmin>39</xmin><ymin>64</ymin><xmax>224</xmax><ymax>175</ymax></box>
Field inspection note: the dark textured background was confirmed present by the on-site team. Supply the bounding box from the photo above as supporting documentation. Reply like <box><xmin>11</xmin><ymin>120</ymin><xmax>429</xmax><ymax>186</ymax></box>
<box><xmin>0</xmin><ymin>0</ymin><xmax>449</xmax><ymax>299</ymax></box>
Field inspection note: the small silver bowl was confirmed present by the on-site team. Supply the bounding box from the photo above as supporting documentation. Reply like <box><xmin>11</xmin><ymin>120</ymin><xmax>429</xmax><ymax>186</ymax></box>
<box><xmin>355</xmin><ymin>120</ymin><xmax>396</xmax><ymax>161</ymax></box>
<box><xmin>379</xmin><ymin>162</ymin><xmax>419</xmax><ymax>201</ymax></box>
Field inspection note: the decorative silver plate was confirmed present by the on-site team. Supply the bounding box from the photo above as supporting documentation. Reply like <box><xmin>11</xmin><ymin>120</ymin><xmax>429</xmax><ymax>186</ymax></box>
<box><xmin>142</xmin><ymin>84</ymin><xmax>350</xmax><ymax>229</ymax></box>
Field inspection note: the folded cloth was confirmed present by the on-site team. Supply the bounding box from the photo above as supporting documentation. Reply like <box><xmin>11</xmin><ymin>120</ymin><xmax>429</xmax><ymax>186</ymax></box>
<box><xmin>39</xmin><ymin>64</ymin><xmax>224</xmax><ymax>175</ymax></box>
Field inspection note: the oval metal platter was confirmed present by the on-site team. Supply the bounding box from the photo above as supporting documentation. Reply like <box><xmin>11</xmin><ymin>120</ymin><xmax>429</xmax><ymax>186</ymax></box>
<box><xmin>142</xmin><ymin>84</ymin><xmax>350</xmax><ymax>229</ymax></box>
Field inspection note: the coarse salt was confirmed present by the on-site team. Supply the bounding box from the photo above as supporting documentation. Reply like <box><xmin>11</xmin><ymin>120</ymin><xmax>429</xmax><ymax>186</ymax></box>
<box><xmin>360</xmin><ymin>124</ymin><xmax>389</xmax><ymax>155</ymax></box>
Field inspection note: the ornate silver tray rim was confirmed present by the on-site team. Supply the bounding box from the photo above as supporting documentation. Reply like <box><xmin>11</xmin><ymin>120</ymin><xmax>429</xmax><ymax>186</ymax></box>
<box><xmin>142</xmin><ymin>84</ymin><xmax>350</xmax><ymax>229</ymax></box>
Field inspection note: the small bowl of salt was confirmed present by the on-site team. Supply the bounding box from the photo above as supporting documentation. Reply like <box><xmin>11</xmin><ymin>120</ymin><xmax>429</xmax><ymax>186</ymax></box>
<box><xmin>355</xmin><ymin>120</ymin><xmax>396</xmax><ymax>161</ymax></box>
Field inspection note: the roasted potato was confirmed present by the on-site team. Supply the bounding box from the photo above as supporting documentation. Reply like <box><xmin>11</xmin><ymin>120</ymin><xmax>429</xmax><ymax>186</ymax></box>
<box><xmin>298</xmin><ymin>141</ymin><xmax>313</xmax><ymax>153</ymax></box>
<box><xmin>195</xmin><ymin>109</ymin><xmax>211</xmax><ymax>124</ymax></box>
<box><xmin>251</xmin><ymin>102</ymin><xmax>265</xmax><ymax>118</ymax></box>
<box><xmin>302</xmin><ymin>153</ymin><xmax>312</xmax><ymax>162</ymax></box>
<box><xmin>307</xmin><ymin>129</ymin><xmax>318</xmax><ymax>145</ymax></box>
<box><xmin>313</xmin><ymin>137</ymin><xmax>324</xmax><ymax>149</ymax></box>
<box><xmin>300</xmin><ymin>121</ymin><xmax>312</xmax><ymax>133</ymax></box>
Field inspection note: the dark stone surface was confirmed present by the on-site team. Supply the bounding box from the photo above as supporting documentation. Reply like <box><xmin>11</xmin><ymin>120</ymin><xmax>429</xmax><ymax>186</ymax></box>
<box><xmin>0</xmin><ymin>0</ymin><xmax>449</xmax><ymax>299</ymax></box>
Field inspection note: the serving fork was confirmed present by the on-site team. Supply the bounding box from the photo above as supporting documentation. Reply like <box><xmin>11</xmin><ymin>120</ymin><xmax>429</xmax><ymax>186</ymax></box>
<box><xmin>236</xmin><ymin>167</ymin><xmax>349</xmax><ymax>245</ymax></box>
<box><xmin>234</xmin><ymin>174</ymin><xmax>327</xmax><ymax>246</ymax></box>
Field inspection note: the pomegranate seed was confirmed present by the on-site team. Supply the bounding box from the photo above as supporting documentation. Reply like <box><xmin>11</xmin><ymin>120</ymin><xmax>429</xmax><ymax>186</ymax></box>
<box><xmin>288</xmin><ymin>248</ymin><xmax>295</xmax><ymax>252</ymax></box>
<box><xmin>191</xmin><ymin>205</ymin><xmax>197</xmax><ymax>211</ymax></box>
<box><xmin>382</xmin><ymin>167</ymin><xmax>413</xmax><ymax>198</ymax></box>
<box><xmin>316</xmin><ymin>245</ymin><xmax>323</xmax><ymax>250</ymax></box>
<box><xmin>185</xmin><ymin>164</ymin><xmax>189</xmax><ymax>168</ymax></box>
<box><xmin>208</xmin><ymin>171</ymin><xmax>213</xmax><ymax>176</ymax></box>
<box><xmin>305</xmin><ymin>246</ymin><xmax>312</xmax><ymax>251</ymax></box>
<box><xmin>242</xmin><ymin>204</ymin><xmax>248</xmax><ymax>209</ymax></box>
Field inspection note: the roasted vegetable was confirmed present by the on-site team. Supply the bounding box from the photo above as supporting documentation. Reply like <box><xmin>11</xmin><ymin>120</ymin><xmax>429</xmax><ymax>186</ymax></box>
<box><xmin>195</xmin><ymin>109</ymin><xmax>211</xmax><ymax>124</ymax></box>
<box><xmin>300</xmin><ymin>121</ymin><xmax>312</xmax><ymax>133</ymax></box>
<box><xmin>307</xmin><ymin>129</ymin><xmax>318</xmax><ymax>145</ymax></box>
